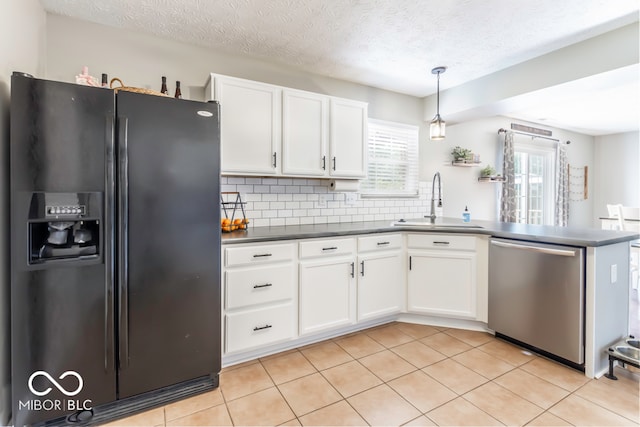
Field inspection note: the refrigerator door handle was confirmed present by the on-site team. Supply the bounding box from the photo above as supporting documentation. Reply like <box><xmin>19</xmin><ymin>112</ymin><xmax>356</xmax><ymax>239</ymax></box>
<box><xmin>105</xmin><ymin>115</ymin><xmax>115</xmax><ymax>372</ymax></box>
<box><xmin>118</xmin><ymin>116</ymin><xmax>130</xmax><ymax>369</ymax></box>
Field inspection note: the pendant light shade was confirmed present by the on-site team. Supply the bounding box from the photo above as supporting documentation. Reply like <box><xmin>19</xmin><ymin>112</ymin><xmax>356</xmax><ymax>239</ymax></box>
<box><xmin>429</xmin><ymin>66</ymin><xmax>447</xmax><ymax>141</ymax></box>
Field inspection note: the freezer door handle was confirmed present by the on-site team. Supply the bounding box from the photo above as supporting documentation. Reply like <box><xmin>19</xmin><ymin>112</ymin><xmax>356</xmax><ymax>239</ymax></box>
<box><xmin>105</xmin><ymin>115</ymin><xmax>116</xmax><ymax>372</ymax></box>
<box><xmin>491</xmin><ymin>240</ymin><xmax>577</xmax><ymax>257</ymax></box>
<box><xmin>118</xmin><ymin>116</ymin><xmax>130</xmax><ymax>369</ymax></box>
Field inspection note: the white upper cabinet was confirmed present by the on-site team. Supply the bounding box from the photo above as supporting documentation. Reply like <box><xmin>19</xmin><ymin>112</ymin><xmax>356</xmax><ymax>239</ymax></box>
<box><xmin>209</xmin><ymin>75</ymin><xmax>281</xmax><ymax>175</ymax></box>
<box><xmin>282</xmin><ymin>89</ymin><xmax>328</xmax><ymax>176</ymax></box>
<box><xmin>207</xmin><ymin>73</ymin><xmax>367</xmax><ymax>178</ymax></box>
<box><xmin>330</xmin><ymin>98</ymin><xmax>368</xmax><ymax>178</ymax></box>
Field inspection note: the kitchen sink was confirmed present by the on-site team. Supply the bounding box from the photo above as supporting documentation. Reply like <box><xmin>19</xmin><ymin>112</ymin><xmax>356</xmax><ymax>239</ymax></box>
<box><xmin>626</xmin><ymin>338</ymin><xmax>640</xmax><ymax>349</ymax></box>
<box><xmin>391</xmin><ymin>218</ymin><xmax>483</xmax><ymax>229</ymax></box>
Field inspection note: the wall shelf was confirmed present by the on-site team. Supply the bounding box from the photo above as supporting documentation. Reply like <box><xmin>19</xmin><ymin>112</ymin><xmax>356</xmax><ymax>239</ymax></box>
<box><xmin>477</xmin><ymin>177</ymin><xmax>505</xmax><ymax>183</ymax></box>
<box><xmin>446</xmin><ymin>161</ymin><xmax>481</xmax><ymax>167</ymax></box>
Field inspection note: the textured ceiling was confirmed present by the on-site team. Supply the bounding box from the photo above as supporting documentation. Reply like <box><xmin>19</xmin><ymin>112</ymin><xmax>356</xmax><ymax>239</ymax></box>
<box><xmin>39</xmin><ymin>0</ymin><xmax>639</xmax><ymax>97</ymax></box>
<box><xmin>39</xmin><ymin>0</ymin><xmax>639</xmax><ymax>134</ymax></box>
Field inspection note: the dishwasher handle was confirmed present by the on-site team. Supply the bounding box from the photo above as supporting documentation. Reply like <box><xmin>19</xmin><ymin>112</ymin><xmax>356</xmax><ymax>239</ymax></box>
<box><xmin>491</xmin><ymin>240</ymin><xmax>578</xmax><ymax>257</ymax></box>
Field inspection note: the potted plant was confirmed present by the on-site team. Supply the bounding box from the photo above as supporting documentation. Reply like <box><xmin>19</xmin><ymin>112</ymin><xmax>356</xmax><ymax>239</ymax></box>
<box><xmin>451</xmin><ymin>146</ymin><xmax>473</xmax><ymax>163</ymax></box>
<box><xmin>480</xmin><ymin>164</ymin><xmax>496</xmax><ymax>178</ymax></box>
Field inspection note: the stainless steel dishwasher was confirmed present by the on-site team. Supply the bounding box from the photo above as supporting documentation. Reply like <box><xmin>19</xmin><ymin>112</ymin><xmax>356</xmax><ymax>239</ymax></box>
<box><xmin>489</xmin><ymin>238</ymin><xmax>585</xmax><ymax>367</ymax></box>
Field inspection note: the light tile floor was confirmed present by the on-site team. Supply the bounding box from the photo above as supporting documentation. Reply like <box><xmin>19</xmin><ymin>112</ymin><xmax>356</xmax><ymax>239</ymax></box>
<box><xmin>104</xmin><ymin>322</ymin><xmax>640</xmax><ymax>426</ymax></box>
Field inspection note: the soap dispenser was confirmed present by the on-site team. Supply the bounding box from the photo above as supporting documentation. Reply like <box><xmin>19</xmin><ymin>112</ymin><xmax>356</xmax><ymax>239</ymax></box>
<box><xmin>463</xmin><ymin>206</ymin><xmax>471</xmax><ymax>223</ymax></box>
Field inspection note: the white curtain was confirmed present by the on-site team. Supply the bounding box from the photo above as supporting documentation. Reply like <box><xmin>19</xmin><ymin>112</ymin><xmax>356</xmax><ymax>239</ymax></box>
<box><xmin>555</xmin><ymin>143</ymin><xmax>569</xmax><ymax>226</ymax></box>
<box><xmin>500</xmin><ymin>131</ymin><xmax>517</xmax><ymax>222</ymax></box>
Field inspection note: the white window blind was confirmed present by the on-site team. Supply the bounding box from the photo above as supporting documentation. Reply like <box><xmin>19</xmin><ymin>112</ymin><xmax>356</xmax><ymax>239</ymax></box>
<box><xmin>360</xmin><ymin>119</ymin><xmax>419</xmax><ymax>196</ymax></box>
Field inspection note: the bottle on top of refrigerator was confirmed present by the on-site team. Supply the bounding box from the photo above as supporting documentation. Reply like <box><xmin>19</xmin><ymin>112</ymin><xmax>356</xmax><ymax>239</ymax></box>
<box><xmin>160</xmin><ymin>76</ymin><xmax>169</xmax><ymax>95</ymax></box>
<box><xmin>174</xmin><ymin>81</ymin><xmax>182</xmax><ymax>99</ymax></box>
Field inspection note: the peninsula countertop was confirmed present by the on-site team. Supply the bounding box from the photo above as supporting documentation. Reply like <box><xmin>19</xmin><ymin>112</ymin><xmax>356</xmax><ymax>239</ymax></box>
<box><xmin>221</xmin><ymin>217</ymin><xmax>640</xmax><ymax>247</ymax></box>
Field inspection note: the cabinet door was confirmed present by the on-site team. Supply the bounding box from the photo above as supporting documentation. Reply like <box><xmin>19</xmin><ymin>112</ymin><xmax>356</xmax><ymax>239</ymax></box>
<box><xmin>329</xmin><ymin>98</ymin><xmax>367</xmax><ymax>178</ymax></box>
<box><xmin>358</xmin><ymin>251</ymin><xmax>403</xmax><ymax>321</ymax></box>
<box><xmin>299</xmin><ymin>257</ymin><xmax>356</xmax><ymax>335</ymax></box>
<box><xmin>214</xmin><ymin>76</ymin><xmax>281</xmax><ymax>175</ymax></box>
<box><xmin>282</xmin><ymin>89</ymin><xmax>328</xmax><ymax>176</ymax></box>
<box><xmin>407</xmin><ymin>251</ymin><xmax>477</xmax><ymax>319</ymax></box>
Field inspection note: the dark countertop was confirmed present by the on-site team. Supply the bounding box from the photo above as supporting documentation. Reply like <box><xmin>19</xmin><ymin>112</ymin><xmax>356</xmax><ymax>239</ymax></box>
<box><xmin>221</xmin><ymin>217</ymin><xmax>640</xmax><ymax>247</ymax></box>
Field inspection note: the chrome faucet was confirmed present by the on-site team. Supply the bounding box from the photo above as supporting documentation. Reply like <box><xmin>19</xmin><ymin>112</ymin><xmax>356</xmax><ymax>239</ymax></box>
<box><xmin>429</xmin><ymin>172</ymin><xmax>442</xmax><ymax>222</ymax></box>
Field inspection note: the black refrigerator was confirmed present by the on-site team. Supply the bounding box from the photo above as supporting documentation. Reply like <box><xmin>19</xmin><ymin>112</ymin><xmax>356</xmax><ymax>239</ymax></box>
<box><xmin>10</xmin><ymin>73</ymin><xmax>221</xmax><ymax>426</ymax></box>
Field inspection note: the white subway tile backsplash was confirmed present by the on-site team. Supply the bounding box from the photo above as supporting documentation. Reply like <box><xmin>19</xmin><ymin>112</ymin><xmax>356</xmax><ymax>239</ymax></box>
<box><xmin>237</xmin><ymin>185</ymin><xmax>254</xmax><ymax>194</ymax></box>
<box><xmin>285</xmin><ymin>186</ymin><xmax>300</xmax><ymax>194</ymax></box>
<box><xmin>277</xmin><ymin>193</ymin><xmax>293</xmax><ymax>202</ymax></box>
<box><xmin>244</xmin><ymin>193</ymin><xmax>262</xmax><ymax>202</ymax></box>
<box><xmin>270</xmin><ymin>218</ymin><xmax>285</xmax><ymax>226</ymax></box>
<box><xmin>223</xmin><ymin>176</ymin><xmax>432</xmax><ymax>228</ymax></box>
<box><xmin>253</xmin><ymin>185</ymin><xmax>271</xmax><ymax>193</ymax></box>
<box><xmin>285</xmin><ymin>217</ymin><xmax>300</xmax><ymax>226</ymax></box>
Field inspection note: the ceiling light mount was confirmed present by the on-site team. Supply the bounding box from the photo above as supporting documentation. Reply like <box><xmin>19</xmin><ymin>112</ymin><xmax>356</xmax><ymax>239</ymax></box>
<box><xmin>430</xmin><ymin>66</ymin><xmax>447</xmax><ymax>141</ymax></box>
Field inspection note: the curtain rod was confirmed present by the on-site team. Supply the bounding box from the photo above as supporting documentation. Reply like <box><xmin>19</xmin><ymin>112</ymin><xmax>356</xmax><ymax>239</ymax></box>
<box><xmin>498</xmin><ymin>128</ymin><xmax>561</xmax><ymax>143</ymax></box>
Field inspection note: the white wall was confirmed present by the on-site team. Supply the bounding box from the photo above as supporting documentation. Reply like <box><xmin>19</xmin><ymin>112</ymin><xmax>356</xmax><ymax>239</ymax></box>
<box><xmin>420</xmin><ymin>116</ymin><xmax>595</xmax><ymax>227</ymax></box>
<box><xmin>593</xmin><ymin>131</ymin><xmax>640</xmax><ymax>220</ymax></box>
<box><xmin>44</xmin><ymin>14</ymin><xmax>425</xmax><ymax>134</ymax></box>
<box><xmin>0</xmin><ymin>1</ymin><xmax>46</xmax><ymax>423</ymax></box>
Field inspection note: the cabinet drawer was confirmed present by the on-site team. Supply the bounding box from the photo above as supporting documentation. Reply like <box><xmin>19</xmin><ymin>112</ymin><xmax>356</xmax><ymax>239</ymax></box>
<box><xmin>299</xmin><ymin>238</ymin><xmax>355</xmax><ymax>259</ymax></box>
<box><xmin>358</xmin><ymin>234</ymin><xmax>402</xmax><ymax>252</ymax></box>
<box><xmin>225</xmin><ymin>243</ymin><xmax>294</xmax><ymax>267</ymax></box>
<box><xmin>226</xmin><ymin>264</ymin><xmax>295</xmax><ymax>309</ymax></box>
<box><xmin>225</xmin><ymin>303</ymin><xmax>295</xmax><ymax>353</ymax></box>
<box><xmin>407</xmin><ymin>234</ymin><xmax>476</xmax><ymax>251</ymax></box>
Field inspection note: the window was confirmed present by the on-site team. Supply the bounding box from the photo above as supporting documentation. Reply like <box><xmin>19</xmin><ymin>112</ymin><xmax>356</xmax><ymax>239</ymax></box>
<box><xmin>360</xmin><ymin>119</ymin><xmax>419</xmax><ymax>196</ymax></box>
<box><xmin>513</xmin><ymin>141</ymin><xmax>556</xmax><ymax>225</ymax></box>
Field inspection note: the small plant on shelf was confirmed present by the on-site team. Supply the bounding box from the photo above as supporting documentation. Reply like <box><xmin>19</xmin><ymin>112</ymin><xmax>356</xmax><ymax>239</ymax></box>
<box><xmin>480</xmin><ymin>164</ymin><xmax>496</xmax><ymax>177</ymax></box>
<box><xmin>451</xmin><ymin>146</ymin><xmax>473</xmax><ymax>163</ymax></box>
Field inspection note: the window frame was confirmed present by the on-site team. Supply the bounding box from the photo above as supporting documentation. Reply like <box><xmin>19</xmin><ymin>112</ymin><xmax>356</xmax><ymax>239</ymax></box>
<box><xmin>360</xmin><ymin>118</ymin><xmax>419</xmax><ymax>198</ymax></box>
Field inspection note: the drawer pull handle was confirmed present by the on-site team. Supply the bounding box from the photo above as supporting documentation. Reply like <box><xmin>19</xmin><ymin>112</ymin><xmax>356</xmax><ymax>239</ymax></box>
<box><xmin>322</xmin><ymin>247</ymin><xmax>338</xmax><ymax>251</ymax></box>
<box><xmin>253</xmin><ymin>324</ymin><xmax>272</xmax><ymax>331</ymax></box>
<box><xmin>433</xmin><ymin>241</ymin><xmax>450</xmax><ymax>245</ymax></box>
<box><xmin>253</xmin><ymin>283</ymin><xmax>273</xmax><ymax>289</ymax></box>
<box><xmin>377</xmin><ymin>241</ymin><xmax>390</xmax><ymax>246</ymax></box>
<box><xmin>253</xmin><ymin>253</ymin><xmax>273</xmax><ymax>258</ymax></box>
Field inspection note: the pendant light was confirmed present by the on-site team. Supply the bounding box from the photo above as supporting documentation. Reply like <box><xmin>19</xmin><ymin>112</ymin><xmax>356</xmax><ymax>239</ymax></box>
<box><xmin>430</xmin><ymin>66</ymin><xmax>447</xmax><ymax>140</ymax></box>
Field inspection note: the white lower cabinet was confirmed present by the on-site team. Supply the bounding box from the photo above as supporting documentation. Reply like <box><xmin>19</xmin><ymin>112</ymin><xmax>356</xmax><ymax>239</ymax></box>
<box><xmin>357</xmin><ymin>234</ymin><xmax>404</xmax><ymax>321</ymax></box>
<box><xmin>299</xmin><ymin>239</ymin><xmax>356</xmax><ymax>335</ymax></box>
<box><xmin>222</xmin><ymin>232</ymin><xmax>489</xmax><ymax>359</ymax></box>
<box><xmin>226</xmin><ymin>303</ymin><xmax>295</xmax><ymax>353</ymax></box>
<box><xmin>223</xmin><ymin>242</ymin><xmax>297</xmax><ymax>354</ymax></box>
<box><xmin>407</xmin><ymin>234</ymin><xmax>479</xmax><ymax>320</ymax></box>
